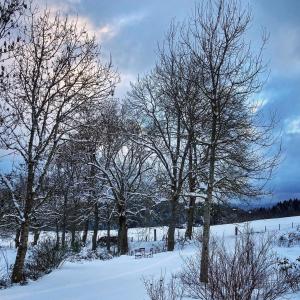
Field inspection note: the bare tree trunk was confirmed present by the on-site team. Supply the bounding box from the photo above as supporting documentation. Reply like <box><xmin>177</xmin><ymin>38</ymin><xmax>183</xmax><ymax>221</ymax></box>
<box><xmin>107</xmin><ymin>220</ymin><xmax>111</xmax><ymax>252</ymax></box>
<box><xmin>71</xmin><ymin>224</ymin><xmax>76</xmax><ymax>248</ymax></box>
<box><xmin>118</xmin><ymin>214</ymin><xmax>128</xmax><ymax>255</ymax></box>
<box><xmin>11</xmin><ymin>165</ymin><xmax>34</xmax><ymax>283</ymax></box>
<box><xmin>33</xmin><ymin>228</ymin><xmax>40</xmax><ymax>246</ymax></box>
<box><xmin>185</xmin><ymin>145</ymin><xmax>197</xmax><ymax>240</ymax></box>
<box><xmin>61</xmin><ymin>194</ymin><xmax>68</xmax><ymax>249</ymax></box>
<box><xmin>15</xmin><ymin>227</ymin><xmax>20</xmax><ymax>248</ymax></box>
<box><xmin>81</xmin><ymin>218</ymin><xmax>89</xmax><ymax>245</ymax></box>
<box><xmin>11</xmin><ymin>218</ymin><xmax>30</xmax><ymax>283</ymax></box>
<box><xmin>55</xmin><ymin>220</ymin><xmax>60</xmax><ymax>249</ymax></box>
<box><xmin>185</xmin><ymin>197</ymin><xmax>196</xmax><ymax>239</ymax></box>
<box><xmin>200</xmin><ymin>114</ymin><xmax>217</xmax><ymax>283</ymax></box>
<box><xmin>167</xmin><ymin>194</ymin><xmax>178</xmax><ymax>251</ymax></box>
<box><xmin>61</xmin><ymin>226</ymin><xmax>66</xmax><ymax>249</ymax></box>
<box><xmin>200</xmin><ymin>199</ymin><xmax>211</xmax><ymax>283</ymax></box>
<box><xmin>92</xmin><ymin>202</ymin><xmax>99</xmax><ymax>251</ymax></box>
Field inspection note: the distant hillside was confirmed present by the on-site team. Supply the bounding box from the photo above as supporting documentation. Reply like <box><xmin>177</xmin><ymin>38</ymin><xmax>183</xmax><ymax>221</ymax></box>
<box><xmin>185</xmin><ymin>198</ymin><xmax>300</xmax><ymax>225</ymax></box>
<box><xmin>237</xmin><ymin>198</ymin><xmax>300</xmax><ymax>221</ymax></box>
<box><xmin>127</xmin><ymin>198</ymin><xmax>300</xmax><ymax>228</ymax></box>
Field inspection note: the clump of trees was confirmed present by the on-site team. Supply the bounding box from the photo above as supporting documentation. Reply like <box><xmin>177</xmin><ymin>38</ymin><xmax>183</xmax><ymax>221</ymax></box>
<box><xmin>0</xmin><ymin>0</ymin><xmax>279</xmax><ymax>286</ymax></box>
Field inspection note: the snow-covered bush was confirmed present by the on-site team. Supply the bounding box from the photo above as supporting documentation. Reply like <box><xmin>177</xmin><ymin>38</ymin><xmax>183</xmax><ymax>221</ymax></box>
<box><xmin>144</xmin><ymin>274</ymin><xmax>184</xmax><ymax>300</ymax></box>
<box><xmin>0</xmin><ymin>273</ymin><xmax>10</xmax><ymax>289</ymax></box>
<box><xmin>71</xmin><ymin>239</ymin><xmax>82</xmax><ymax>254</ymax></box>
<box><xmin>144</xmin><ymin>230</ymin><xmax>300</xmax><ymax>300</ymax></box>
<box><xmin>69</xmin><ymin>248</ymin><xmax>113</xmax><ymax>262</ymax></box>
<box><xmin>278</xmin><ymin>231</ymin><xmax>300</xmax><ymax>247</ymax></box>
<box><xmin>0</xmin><ymin>248</ymin><xmax>10</xmax><ymax>289</ymax></box>
<box><xmin>180</xmin><ymin>232</ymin><xmax>300</xmax><ymax>300</ymax></box>
<box><xmin>277</xmin><ymin>257</ymin><xmax>300</xmax><ymax>291</ymax></box>
<box><xmin>24</xmin><ymin>238</ymin><xmax>67</xmax><ymax>281</ymax></box>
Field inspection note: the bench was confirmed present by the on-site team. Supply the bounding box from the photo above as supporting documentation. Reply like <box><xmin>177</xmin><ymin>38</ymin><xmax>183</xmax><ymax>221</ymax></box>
<box><xmin>145</xmin><ymin>248</ymin><xmax>153</xmax><ymax>258</ymax></box>
<box><xmin>134</xmin><ymin>248</ymin><xmax>145</xmax><ymax>259</ymax></box>
<box><xmin>134</xmin><ymin>247</ymin><xmax>153</xmax><ymax>259</ymax></box>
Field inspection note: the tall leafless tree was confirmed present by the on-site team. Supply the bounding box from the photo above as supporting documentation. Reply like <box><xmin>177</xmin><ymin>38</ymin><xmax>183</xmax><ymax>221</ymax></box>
<box><xmin>131</xmin><ymin>0</ymin><xmax>278</xmax><ymax>282</ymax></box>
<box><xmin>180</xmin><ymin>0</ymin><xmax>279</xmax><ymax>282</ymax></box>
<box><xmin>72</xmin><ymin>100</ymin><xmax>122</xmax><ymax>251</ymax></box>
<box><xmin>0</xmin><ymin>7</ymin><xmax>118</xmax><ymax>283</ymax></box>
<box><xmin>129</xmin><ymin>26</ymin><xmax>199</xmax><ymax>250</ymax></box>
<box><xmin>92</xmin><ymin>130</ymin><xmax>154</xmax><ymax>254</ymax></box>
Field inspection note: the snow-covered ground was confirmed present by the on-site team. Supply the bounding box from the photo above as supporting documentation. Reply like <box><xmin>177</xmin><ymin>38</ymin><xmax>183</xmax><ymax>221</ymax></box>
<box><xmin>1</xmin><ymin>216</ymin><xmax>300</xmax><ymax>300</ymax></box>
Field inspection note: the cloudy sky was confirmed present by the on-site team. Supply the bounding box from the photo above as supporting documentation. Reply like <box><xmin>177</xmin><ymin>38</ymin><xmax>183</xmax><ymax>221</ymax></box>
<box><xmin>3</xmin><ymin>0</ymin><xmax>300</xmax><ymax>205</ymax></box>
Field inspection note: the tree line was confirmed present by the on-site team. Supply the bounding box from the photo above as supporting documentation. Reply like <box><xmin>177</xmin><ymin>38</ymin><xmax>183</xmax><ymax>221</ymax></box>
<box><xmin>0</xmin><ymin>0</ymin><xmax>279</xmax><ymax>284</ymax></box>
<box><xmin>233</xmin><ymin>199</ymin><xmax>300</xmax><ymax>222</ymax></box>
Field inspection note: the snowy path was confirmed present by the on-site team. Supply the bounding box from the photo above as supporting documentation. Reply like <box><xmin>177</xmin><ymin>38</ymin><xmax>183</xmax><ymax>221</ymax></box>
<box><xmin>1</xmin><ymin>248</ymin><xmax>195</xmax><ymax>300</ymax></box>
<box><xmin>1</xmin><ymin>216</ymin><xmax>300</xmax><ymax>300</ymax></box>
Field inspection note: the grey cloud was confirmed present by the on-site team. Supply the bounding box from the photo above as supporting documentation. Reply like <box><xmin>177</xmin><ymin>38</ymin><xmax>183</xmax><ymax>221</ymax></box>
<box><xmin>2</xmin><ymin>0</ymin><xmax>300</xmax><ymax>204</ymax></box>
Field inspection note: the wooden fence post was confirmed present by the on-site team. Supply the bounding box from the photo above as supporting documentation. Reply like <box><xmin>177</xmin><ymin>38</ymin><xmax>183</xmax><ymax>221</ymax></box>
<box><xmin>235</xmin><ymin>226</ymin><xmax>238</xmax><ymax>236</ymax></box>
<box><xmin>154</xmin><ymin>229</ymin><xmax>157</xmax><ymax>242</ymax></box>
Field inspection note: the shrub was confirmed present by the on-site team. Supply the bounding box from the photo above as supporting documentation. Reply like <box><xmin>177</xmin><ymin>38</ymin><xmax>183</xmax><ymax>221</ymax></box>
<box><xmin>145</xmin><ymin>230</ymin><xmax>300</xmax><ymax>300</ymax></box>
<box><xmin>0</xmin><ymin>248</ymin><xmax>10</xmax><ymax>289</ymax></box>
<box><xmin>71</xmin><ymin>239</ymin><xmax>82</xmax><ymax>253</ymax></box>
<box><xmin>278</xmin><ymin>231</ymin><xmax>300</xmax><ymax>247</ymax></box>
<box><xmin>69</xmin><ymin>249</ymin><xmax>113</xmax><ymax>262</ymax></box>
<box><xmin>144</xmin><ymin>274</ymin><xmax>184</xmax><ymax>300</ymax></box>
<box><xmin>277</xmin><ymin>257</ymin><xmax>300</xmax><ymax>292</ymax></box>
<box><xmin>180</xmin><ymin>231</ymin><xmax>300</xmax><ymax>300</ymax></box>
<box><xmin>24</xmin><ymin>238</ymin><xmax>67</xmax><ymax>280</ymax></box>
<box><xmin>97</xmin><ymin>236</ymin><xmax>118</xmax><ymax>247</ymax></box>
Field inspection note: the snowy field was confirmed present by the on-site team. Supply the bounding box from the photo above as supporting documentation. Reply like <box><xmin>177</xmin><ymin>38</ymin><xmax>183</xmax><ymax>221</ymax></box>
<box><xmin>1</xmin><ymin>216</ymin><xmax>300</xmax><ymax>300</ymax></box>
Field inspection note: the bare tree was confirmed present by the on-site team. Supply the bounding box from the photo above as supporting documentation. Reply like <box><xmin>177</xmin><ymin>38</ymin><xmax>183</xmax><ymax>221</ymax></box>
<box><xmin>48</xmin><ymin>140</ymin><xmax>92</xmax><ymax>249</ymax></box>
<box><xmin>129</xmin><ymin>26</ymin><xmax>199</xmax><ymax>250</ymax></box>
<box><xmin>180</xmin><ymin>0</ymin><xmax>279</xmax><ymax>282</ymax></box>
<box><xmin>0</xmin><ymin>7</ymin><xmax>118</xmax><ymax>283</ymax></box>
<box><xmin>71</xmin><ymin>100</ymin><xmax>122</xmax><ymax>251</ymax></box>
<box><xmin>131</xmin><ymin>0</ymin><xmax>278</xmax><ymax>281</ymax></box>
<box><xmin>93</xmin><ymin>138</ymin><xmax>154</xmax><ymax>254</ymax></box>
